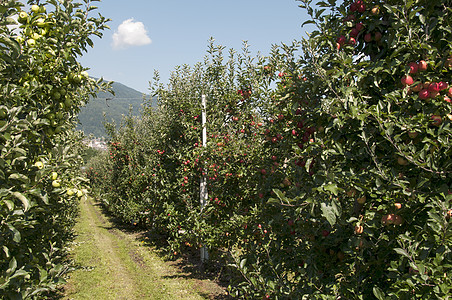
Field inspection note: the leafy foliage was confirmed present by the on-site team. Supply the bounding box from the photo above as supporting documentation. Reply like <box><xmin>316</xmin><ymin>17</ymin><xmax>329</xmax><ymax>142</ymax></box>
<box><xmin>87</xmin><ymin>1</ymin><xmax>452</xmax><ymax>299</ymax></box>
<box><xmin>0</xmin><ymin>0</ymin><xmax>109</xmax><ymax>298</ymax></box>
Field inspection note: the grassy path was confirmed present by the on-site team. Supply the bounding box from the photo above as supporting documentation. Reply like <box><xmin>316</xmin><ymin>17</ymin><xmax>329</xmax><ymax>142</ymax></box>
<box><xmin>62</xmin><ymin>196</ymin><xmax>226</xmax><ymax>299</ymax></box>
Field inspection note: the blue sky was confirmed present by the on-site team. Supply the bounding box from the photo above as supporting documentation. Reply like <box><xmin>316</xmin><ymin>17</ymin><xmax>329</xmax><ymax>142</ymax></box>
<box><xmin>78</xmin><ymin>0</ymin><xmax>312</xmax><ymax>94</ymax></box>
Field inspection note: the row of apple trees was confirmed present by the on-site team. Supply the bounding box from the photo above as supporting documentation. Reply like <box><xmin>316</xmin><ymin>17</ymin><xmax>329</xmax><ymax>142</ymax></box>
<box><xmin>0</xmin><ymin>0</ymin><xmax>109</xmax><ymax>299</ymax></box>
<box><xmin>86</xmin><ymin>0</ymin><xmax>452</xmax><ymax>299</ymax></box>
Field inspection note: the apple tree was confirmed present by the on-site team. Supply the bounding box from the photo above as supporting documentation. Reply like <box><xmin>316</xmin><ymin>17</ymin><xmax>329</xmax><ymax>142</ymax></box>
<box><xmin>228</xmin><ymin>0</ymin><xmax>452</xmax><ymax>299</ymax></box>
<box><xmin>0</xmin><ymin>0</ymin><xmax>109</xmax><ymax>298</ymax></box>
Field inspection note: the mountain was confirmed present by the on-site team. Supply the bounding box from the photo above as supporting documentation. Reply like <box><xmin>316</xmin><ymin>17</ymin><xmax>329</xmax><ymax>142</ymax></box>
<box><xmin>77</xmin><ymin>81</ymin><xmax>155</xmax><ymax>137</ymax></box>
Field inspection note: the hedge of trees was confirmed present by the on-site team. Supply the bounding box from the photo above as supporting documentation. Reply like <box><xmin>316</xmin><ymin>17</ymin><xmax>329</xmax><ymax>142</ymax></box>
<box><xmin>0</xmin><ymin>1</ymin><xmax>109</xmax><ymax>298</ymax></box>
<box><xmin>87</xmin><ymin>1</ymin><xmax>452</xmax><ymax>299</ymax></box>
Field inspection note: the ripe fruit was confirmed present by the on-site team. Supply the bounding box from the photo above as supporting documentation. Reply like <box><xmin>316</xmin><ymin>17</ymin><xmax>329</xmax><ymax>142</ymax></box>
<box><xmin>350</xmin><ymin>28</ymin><xmax>360</xmax><ymax>38</ymax></box>
<box><xmin>382</xmin><ymin>214</ymin><xmax>403</xmax><ymax>225</ymax></box>
<box><xmin>354</xmin><ymin>225</ymin><xmax>364</xmax><ymax>234</ymax></box>
<box><xmin>374</xmin><ymin>32</ymin><xmax>382</xmax><ymax>42</ymax></box>
<box><xmin>449</xmin><ymin>87</ymin><xmax>452</xmax><ymax>97</ymax></box>
<box><xmin>51</xmin><ymin>172</ymin><xmax>58</xmax><ymax>180</ymax></box>
<box><xmin>438</xmin><ymin>81</ymin><xmax>448</xmax><ymax>91</ymax></box>
<box><xmin>0</xmin><ymin>107</ymin><xmax>7</xmax><ymax>119</ymax></box>
<box><xmin>371</xmin><ymin>6</ymin><xmax>380</xmax><ymax>15</ymax></box>
<box><xmin>67</xmin><ymin>189</ymin><xmax>75</xmax><ymax>196</ymax></box>
<box><xmin>401</xmin><ymin>75</ymin><xmax>414</xmax><ymax>86</ymax></box>
<box><xmin>18</xmin><ymin>11</ymin><xmax>28</xmax><ymax>23</ymax></box>
<box><xmin>419</xmin><ymin>89</ymin><xmax>430</xmax><ymax>99</ymax></box>
<box><xmin>394</xmin><ymin>203</ymin><xmax>402</xmax><ymax>209</ymax></box>
<box><xmin>364</xmin><ymin>33</ymin><xmax>372</xmax><ymax>43</ymax></box>
<box><xmin>349</xmin><ymin>37</ymin><xmax>356</xmax><ymax>45</ymax></box>
<box><xmin>26</xmin><ymin>39</ymin><xmax>36</xmax><ymax>47</ymax></box>
<box><xmin>408</xmin><ymin>62</ymin><xmax>418</xmax><ymax>74</ymax></box>
<box><xmin>357</xmin><ymin>196</ymin><xmax>366</xmax><ymax>204</ymax></box>
<box><xmin>31</xmin><ymin>5</ymin><xmax>40</xmax><ymax>13</ymax></box>
<box><xmin>35</xmin><ymin>18</ymin><xmax>46</xmax><ymax>27</ymax></box>
<box><xmin>52</xmin><ymin>180</ymin><xmax>61</xmax><ymax>188</ymax></box>
<box><xmin>34</xmin><ymin>161</ymin><xmax>44</xmax><ymax>169</ymax></box>
<box><xmin>355</xmin><ymin>22</ymin><xmax>364</xmax><ymax>31</ymax></box>
<box><xmin>431</xmin><ymin>115</ymin><xmax>442</xmax><ymax>127</ymax></box>
<box><xmin>428</xmin><ymin>82</ymin><xmax>440</xmax><ymax>93</ymax></box>
<box><xmin>417</xmin><ymin>60</ymin><xmax>428</xmax><ymax>71</ymax></box>
<box><xmin>397</xmin><ymin>156</ymin><xmax>409</xmax><ymax>166</ymax></box>
<box><xmin>337</xmin><ymin>35</ymin><xmax>346</xmax><ymax>46</ymax></box>
<box><xmin>446</xmin><ymin>209</ymin><xmax>452</xmax><ymax>220</ymax></box>
<box><xmin>411</xmin><ymin>83</ymin><xmax>423</xmax><ymax>92</ymax></box>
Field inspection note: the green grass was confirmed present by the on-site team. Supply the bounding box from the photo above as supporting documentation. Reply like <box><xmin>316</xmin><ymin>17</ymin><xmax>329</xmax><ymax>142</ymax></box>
<box><xmin>63</xmin><ymin>197</ymin><xmax>220</xmax><ymax>300</ymax></box>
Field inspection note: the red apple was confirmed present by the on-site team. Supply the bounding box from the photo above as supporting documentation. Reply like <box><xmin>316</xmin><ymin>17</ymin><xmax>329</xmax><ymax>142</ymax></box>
<box><xmin>428</xmin><ymin>82</ymin><xmax>440</xmax><ymax>92</ymax></box>
<box><xmin>401</xmin><ymin>75</ymin><xmax>414</xmax><ymax>86</ymax></box>
<box><xmin>417</xmin><ymin>60</ymin><xmax>428</xmax><ymax>71</ymax></box>
<box><xmin>445</xmin><ymin>96</ymin><xmax>452</xmax><ymax>103</ymax></box>
<box><xmin>337</xmin><ymin>35</ymin><xmax>346</xmax><ymax>46</ymax></box>
<box><xmin>350</xmin><ymin>28</ymin><xmax>360</xmax><ymax>38</ymax></box>
<box><xmin>349</xmin><ymin>37</ymin><xmax>356</xmax><ymax>45</ymax></box>
<box><xmin>408</xmin><ymin>62</ymin><xmax>418</xmax><ymax>74</ymax></box>
<box><xmin>431</xmin><ymin>115</ymin><xmax>442</xmax><ymax>127</ymax></box>
<box><xmin>374</xmin><ymin>32</ymin><xmax>382</xmax><ymax>42</ymax></box>
<box><xmin>356</xmin><ymin>22</ymin><xmax>364</xmax><ymax>31</ymax></box>
<box><xmin>419</xmin><ymin>89</ymin><xmax>430</xmax><ymax>99</ymax></box>
<box><xmin>364</xmin><ymin>33</ymin><xmax>372</xmax><ymax>42</ymax></box>
<box><xmin>357</xmin><ymin>3</ymin><xmax>366</xmax><ymax>13</ymax></box>
<box><xmin>438</xmin><ymin>81</ymin><xmax>448</xmax><ymax>91</ymax></box>
<box><xmin>448</xmin><ymin>87</ymin><xmax>452</xmax><ymax>97</ymax></box>
<box><xmin>411</xmin><ymin>83</ymin><xmax>423</xmax><ymax>92</ymax></box>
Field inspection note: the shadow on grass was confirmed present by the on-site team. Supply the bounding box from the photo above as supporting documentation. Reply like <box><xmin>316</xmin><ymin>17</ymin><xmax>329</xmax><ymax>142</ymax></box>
<box><xmin>93</xmin><ymin>200</ymin><xmax>235</xmax><ymax>300</ymax></box>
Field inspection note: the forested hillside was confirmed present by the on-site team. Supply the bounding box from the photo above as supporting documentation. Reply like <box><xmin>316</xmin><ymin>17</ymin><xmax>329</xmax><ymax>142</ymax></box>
<box><xmin>77</xmin><ymin>81</ymin><xmax>155</xmax><ymax>137</ymax></box>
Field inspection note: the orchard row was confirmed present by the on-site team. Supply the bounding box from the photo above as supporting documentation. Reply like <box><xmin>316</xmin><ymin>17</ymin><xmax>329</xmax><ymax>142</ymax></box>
<box><xmin>0</xmin><ymin>1</ymin><xmax>110</xmax><ymax>299</ymax></box>
<box><xmin>86</xmin><ymin>1</ymin><xmax>452</xmax><ymax>299</ymax></box>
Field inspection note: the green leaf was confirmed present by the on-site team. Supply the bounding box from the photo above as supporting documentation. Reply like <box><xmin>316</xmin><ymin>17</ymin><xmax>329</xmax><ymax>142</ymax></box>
<box><xmin>7</xmin><ymin>224</ymin><xmax>21</xmax><ymax>243</ymax></box>
<box><xmin>394</xmin><ymin>248</ymin><xmax>410</xmax><ymax>258</ymax></box>
<box><xmin>240</xmin><ymin>258</ymin><xmax>247</xmax><ymax>269</ymax></box>
<box><xmin>322</xmin><ymin>183</ymin><xmax>339</xmax><ymax>195</ymax></box>
<box><xmin>373</xmin><ymin>286</ymin><xmax>385</xmax><ymax>300</ymax></box>
<box><xmin>12</xmin><ymin>191</ymin><xmax>30</xmax><ymax>211</ymax></box>
<box><xmin>321</xmin><ymin>202</ymin><xmax>336</xmax><ymax>226</ymax></box>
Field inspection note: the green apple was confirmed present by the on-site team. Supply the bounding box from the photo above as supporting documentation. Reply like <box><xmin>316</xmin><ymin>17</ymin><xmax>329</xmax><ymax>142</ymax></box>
<box><xmin>67</xmin><ymin>189</ymin><xmax>75</xmax><ymax>196</ymax></box>
<box><xmin>64</xmin><ymin>97</ymin><xmax>72</xmax><ymax>108</ymax></box>
<box><xmin>52</xmin><ymin>90</ymin><xmax>61</xmax><ymax>100</ymax></box>
<box><xmin>18</xmin><ymin>11</ymin><xmax>28</xmax><ymax>23</ymax></box>
<box><xmin>54</xmin><ymin>126</ymin><xmax>63</xmax><ymax>134</ymax></box>
<box><xmin>31</xmin><ymin>5</ymin><xmax>40</xmax><ymax>14</ymax></box>
<box><xmin>51</xmin><ymin>171</ymin><xmax>58</xmax><ymax>180</ymax></box>
<box><xmin>27</xmin><ymin>39</ymin><xmax>36</xmax><ymax>47</ymax></box>
<box><xmin>76</xmin><ymin>190</ymin><xmax>83</xmax><ymax>198</ymax></box>
<box><xmin>52</xmin><ymin>180</ymin><xmax>61</xmax><ymax>188</ymax></box>
<box><xmin>34</xmin><ymin>161</ymin><xmax>44</xmax><ymax>169</ymax></box>
<box><xmin>0</xmin><ymin>107</ymin><xmax>7</xmax><ymax>119</ymax></box>
<box><xmin>39</xmin><ymin>6</ymin><xmax>46</xmax><ymax>14</ymax></box>
<box><xmin>35</xmin><ymin>18</ymin><xmax>46</xmax><ymax>27</ymax></box>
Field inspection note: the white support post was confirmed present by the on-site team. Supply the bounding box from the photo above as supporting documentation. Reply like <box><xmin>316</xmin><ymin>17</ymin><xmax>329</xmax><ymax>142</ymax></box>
<box><xmin>200</xmin><ymin>94</ymin><xmax>209</xmax><ymax>263</ymax></box>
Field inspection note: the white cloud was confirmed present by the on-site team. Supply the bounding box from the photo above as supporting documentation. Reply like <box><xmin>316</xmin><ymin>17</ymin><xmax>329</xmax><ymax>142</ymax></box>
<box><xmin>112</xmin><ymin>18</ymin><xmax>152</xmax><ymax>50</ymax></box>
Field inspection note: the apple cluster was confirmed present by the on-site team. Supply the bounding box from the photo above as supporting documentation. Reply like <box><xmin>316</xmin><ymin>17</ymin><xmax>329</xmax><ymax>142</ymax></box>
<box><xmin>336</xmin><ymin>2</ymin><xmax>384</xmax><ymax>50</ymax></box>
